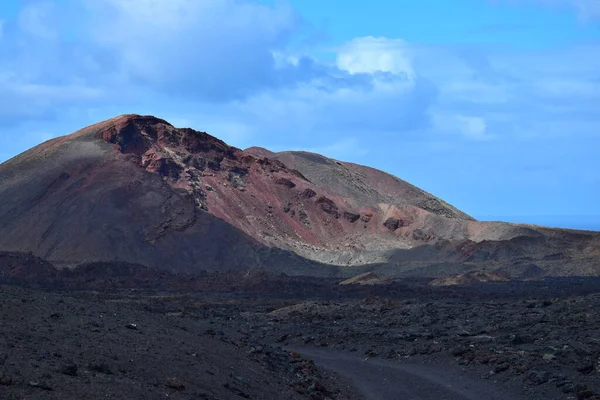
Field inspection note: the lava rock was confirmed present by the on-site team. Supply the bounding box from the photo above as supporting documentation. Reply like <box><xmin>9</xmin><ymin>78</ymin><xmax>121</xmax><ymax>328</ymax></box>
<box><xmin>0</xmin><ymin>373</ymin><xmax>12</xmax><ymax>386</ymax></box>
<box><xmin>89</xmin><ymin>362</ymin><xmax>113</xmax><ymax>375</ymax></box>
<box><xmin>383</xmin><ymin>217</ymin><xmax>411</xmax><ymax>231</ymax></box>
<box><xmin>165</xmin><ymin>377</ymin><xmax>185</xmax><ymax>390</ymax></box>
<box><xmin>60</xmin><ymin>362</ymin><xmax>78</xmax><ymax>376</ymax></box>
<box><xmin>315</xmin><ymin>196</ymin><xmax>340</xmax><ymax>218</ymax></box>
<box><xmin>301</xmin><ymin>188</ymin><xmax>317</xmax><ymax>199</ymax></box>
<box><xmin>343</xmin><ymin>212</ymin><xmax>360</xmax><ymax>223</ymax></box>
<box><xmin>275</xmin><ymin>177</ymin><xmax>296</xmax><ymax>188</ymax></box>
<box><xmin>27</xmin><ymin>381</ymin><xmax>53</xmax><ymax>391</ymax></box>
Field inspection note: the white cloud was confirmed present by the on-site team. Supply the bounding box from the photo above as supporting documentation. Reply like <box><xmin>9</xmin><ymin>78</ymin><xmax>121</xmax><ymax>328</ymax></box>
<box><xmin>0</xmin><ymin>0</ymin><xmax>332</xmax><ymax>125</ymax></box>
<box><xmin>230</xmin><ymin>72</ymin><xmax>434</xmax><ymax>143</ymax></box>
<box><xmin>456</xmin><ymin>116</ymin><xmax>489</xmax><ymax>140</ymax></box>
<box><xmin>17</xmin><ymin>2</ymin><xmax>57</xmax><ymax>40</ymax></box>
<box><xmin>85</xmin><ymin>0</ymin><xmax>301</xmax><ymax>100</ymax></box>
<box><xmin>0</xmin><ymin>1</ymin><xmax>598</xmax><ymax>151</ymax></box>
<box><xmin>336</xmin><ymin>37</ymin><xmax>415</xmax><ymax>79</ymax></box>
<box><xmin>0</xmin><ymin>77</ymin><xmax>104</xmax><ymax>126</ymax></box>
<box><xmin>0</xmin><ymin>1</ymin><xmax>597</xmax><ymax>219</ymax></box>
<box><xmin>577</xmin><ymin>0</ymin><xmax>600</xmax><ymax>19</ymax></box>
<box><xmin>433</xmin><ymin>113</ymin><xmax>492</xmax><ymax>140</ymax></box>
<box><xmin>535</xmin><ymin>78</ymin><xmax>600</xmax><ymax>99</ymax></box>
<box><xmin>496</xmin><ymin>0</ymin><xmax>600</xmax><ymax>20</ymax></box>
<box><xmin>551</xmin><ymin>0</ymin><xmax>600</xmax><ymax>19</ymax></box>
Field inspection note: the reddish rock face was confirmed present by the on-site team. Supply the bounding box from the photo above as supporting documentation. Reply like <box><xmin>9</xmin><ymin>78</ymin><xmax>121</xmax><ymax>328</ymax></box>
<box><xmin>383</xmin><ymin>217</ymin><xmax>410</xmax><ymax>231</ymax></box>
<box><xmin>274</xmin><ymin>177</ymin><xmax>296</xmax><ymax>188</ymax></box>
<box><xmin>343</xmin><ymin>212</ymin><xmax>361</xmax><ymax>223</ymax></box>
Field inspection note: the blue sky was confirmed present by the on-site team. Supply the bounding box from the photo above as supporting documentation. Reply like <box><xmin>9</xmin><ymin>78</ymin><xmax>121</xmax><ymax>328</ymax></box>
<box><xmin>0</xmin><ymin>0</ymin><xmax>599</xmax><ymax>230</ymax></box>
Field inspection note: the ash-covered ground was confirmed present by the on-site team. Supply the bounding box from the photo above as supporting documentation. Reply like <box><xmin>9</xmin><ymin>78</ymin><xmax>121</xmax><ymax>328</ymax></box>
<box><xmin>3</xmin><ymin>272</ymin><xmax>600</xmax><ymax>399</ymax></box>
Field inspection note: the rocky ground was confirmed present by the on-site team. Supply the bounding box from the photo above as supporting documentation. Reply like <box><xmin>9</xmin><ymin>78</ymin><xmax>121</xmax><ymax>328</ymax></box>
<box><xmin>258</xmin><ymin>293</ymin><xmax>600</xmax><ymax>399</ymax></box>
<box><xmin>0</xmin><ymin>285</ymin><xmax>358</xmax><ymax>400</ymax></box>
<box><xmin>3</xmin><ymin>273</ymin><xmax>600</xmax><ymax>399</ymax></box>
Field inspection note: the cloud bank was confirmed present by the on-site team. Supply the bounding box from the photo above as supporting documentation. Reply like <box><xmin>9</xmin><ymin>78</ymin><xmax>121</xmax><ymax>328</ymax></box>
<box><xmin>0</xmin><ymin>0</ymin><xmax>598</xmax><ymax>218</ymax></box>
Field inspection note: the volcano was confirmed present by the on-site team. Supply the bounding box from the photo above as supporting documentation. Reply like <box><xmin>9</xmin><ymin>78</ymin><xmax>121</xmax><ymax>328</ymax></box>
<box><xmin>0</xmin><ymin>114</ymin><xmax>598</xmax><ymax>277</ymax></box>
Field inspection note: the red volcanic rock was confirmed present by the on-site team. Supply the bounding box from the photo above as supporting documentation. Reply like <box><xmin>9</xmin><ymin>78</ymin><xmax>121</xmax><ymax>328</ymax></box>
<box><xmin>315</xmin><ymin>196</ymin><xmax>340</xmax><ymax>219</ymax></box>
<box><xmin>383</xmin><ymin>217</ymin><xmax>412</xmax><ymax>231</ymax></box>
<box><xmin>147</xmin><ymin>157</ymin><xmax>183</xmax><ymax>180</ymax></box>
<box><xmin>301</xmin><ymin>188</ymin><xmax>317</xmax><ymax>199</ymax></box>
<box><xmin>274</xmin><ymin>177</ymin><xmax>296</xmax><ymax>188</ymax></box>
<box><xmin>343</xmin><ymin>212</ymin><xmax>360</xmax><ymax>223</ymax></box>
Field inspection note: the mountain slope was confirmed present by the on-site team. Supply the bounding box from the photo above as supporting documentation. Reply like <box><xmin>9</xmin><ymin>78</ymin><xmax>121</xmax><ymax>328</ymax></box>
<box><xmin>0</xmin><ymin>114</ymin><xmax>598</xmax><ymax>276</ymax></box>
<box><xmin>263</xmin><ymin>150</ymin><xmax>472</xmax><ymax>219</ymax></box>
<box><xmin>0</xmin><ymin>115</ymin><xmax>324</xmax><ymax>273</ymax></box>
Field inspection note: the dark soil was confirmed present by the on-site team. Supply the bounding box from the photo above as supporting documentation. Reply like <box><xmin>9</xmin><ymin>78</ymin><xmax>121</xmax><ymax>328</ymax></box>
<box><xmin>0</xmin><ymin>285</ymin><xmax>358</xmax><ymax>400</ymax></box>
<box><xmin>3</xmin><ymin>255</ymin><xmax>600</xmax><ymax>399</ymax></box>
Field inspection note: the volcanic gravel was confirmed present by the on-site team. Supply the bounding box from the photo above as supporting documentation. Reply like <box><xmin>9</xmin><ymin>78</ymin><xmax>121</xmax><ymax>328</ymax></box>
<box><xmin>0</xmin><ymin>285</ymin><xmax>357</xmax><ymax>400</ymax></box>
<box><xmin>2</xmin><ymin>275</ymin><xmax>600</xmax><ymax>399</ymax></box>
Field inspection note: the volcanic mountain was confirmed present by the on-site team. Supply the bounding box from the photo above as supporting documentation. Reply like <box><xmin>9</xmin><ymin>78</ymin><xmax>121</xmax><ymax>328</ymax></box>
<box><xmin>0</xmin><ymin>114</ymin><xmax>598</xmax><ymax>277</ymax></box>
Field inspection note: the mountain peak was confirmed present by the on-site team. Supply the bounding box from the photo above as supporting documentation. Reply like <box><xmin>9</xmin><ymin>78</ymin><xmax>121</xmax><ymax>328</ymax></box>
<box><xmin>4</xmin><ymin>115</ymin><xmax>590</xmax><ymax>274</ymax></box>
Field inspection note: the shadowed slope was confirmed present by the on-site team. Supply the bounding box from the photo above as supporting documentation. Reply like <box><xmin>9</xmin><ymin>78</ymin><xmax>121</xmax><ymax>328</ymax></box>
<box><xmin>0</xmin><ymin>115</ymin><xmax>327</xmax><ymax>274</ymax></box>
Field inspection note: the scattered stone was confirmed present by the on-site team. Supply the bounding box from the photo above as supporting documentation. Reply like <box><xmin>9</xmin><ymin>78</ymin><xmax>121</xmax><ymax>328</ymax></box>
<box><xmin>578</xmin><ymin>388</ymin><xmax>596</xmax><ymax>399</ymax></box>
<box><xmin>300</xmin><ymin>188</ymin><xmax>316</xmax><ymax>199</ymax></box>
<box><xmin>527</xmin><ymin>370</ymin><xmax>550</xmax><ymax>385</ymax></box>
<box><xmin>383</xmin><ymin>217</ymin><xmax>411</xmax><ymax>231</ymax></box>
<box><xmin>360</xmin><ymin>213</ymin><xmax>373</xmax><ymax>223</ymax></box>
<box><xmin>60</xmin><ymin>362</ymin><xmax>78</xmax><ymax>376</ymax></box>
<box><xmin>223</xmin><ymin>382</ymin><xmax>250</xmax><ymax>398</ymax></box>
<box><xmin>274</xmin><ymin>177</ymin><xmax>296</xmax><ymax>188</ymax></box>
<box><xmin>165</xmin><ymin>377</ymin><xmax>185</xmax><ymax>390</ymax></box>
<box><xmin>578</xmin><ymin>363</ymin><xmax>595</xmax><ymax>375</ymax></box>
<box><xmin>125</xmin><ymin>323</ymin><xmax>138</xmax><ymax>330</ymax></box>
<box><xmin>451</xmin><ymin>347</ymin><xmax>470</xmax><ymax>357</ymax></box>
<box><xmin>27</xmin><ymin>381</ymin><xmax>53</xmax><ymax>391</ymax></box>
<box><xmin>89</xmin><ymin>362</ymin><xmax>113</xmax><ymax>375</ymax></box>
<box><xmin>299</xmin><ymin>210</ymin><xmax>310</xmax><ymax>225</ymax></box>
<box><xmin>365</xmin><ymin>349</ymin><xmax>378</xmax><ymax>357</ymax></box>
<box><xmin>307</xmin><ymin>380</ymin><xmax>330</xmax><ymax>396</ymax></box>
<box><xmin>276</xmin><ymin>334</ymin><xmax>289</xmax><ymax>343</ymax></box>
<box><xmin>0</xmin><ymin>373</ymin><xmax>12</xmax><ymax>386</ymax></box>
<box><xmin>511</xmin><ymin>335</ymin><xmax>534</xmax><ymax>345</ymax></box>
<box><xmin>228</xmin><ymin>172</ymin><xmax>246</xmax><ymax>190</ymax></box>
<box><xmin>315</xmin><ymin>196</ymin><xmax>340</xmax><ymax>218</ymax></box>
<box><xmin>494</xmin><ymin>363</ymin><xmax>510</xmax><ymax>373</ymax></box>
<box><xmin>343</xmin><ymin>212</ymin><xmax>360</xmax><ymax>223</ymax></box>
<box><xmin>232</xmin><ymin>374</ymin><xmax>251</xmax><ymax>386</ymax></box>
<box><xmin>562</xmin><ymin>384</ymin><xmax>576</xmax><ymax>393</ymax></box>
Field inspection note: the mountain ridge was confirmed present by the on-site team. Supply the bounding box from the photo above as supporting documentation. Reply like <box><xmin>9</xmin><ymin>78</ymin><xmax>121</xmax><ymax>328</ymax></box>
<box><xmin>1</xmin><ymin>114</ymin><xmax>598</xmax><ymax>276</ymax></box>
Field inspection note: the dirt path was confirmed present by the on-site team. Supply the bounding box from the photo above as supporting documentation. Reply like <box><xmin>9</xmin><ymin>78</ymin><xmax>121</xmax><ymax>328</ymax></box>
<box><xmin>293</xmin><ymin>347</ymin><xmax>528</xmax><ymax>400</ymax></box>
